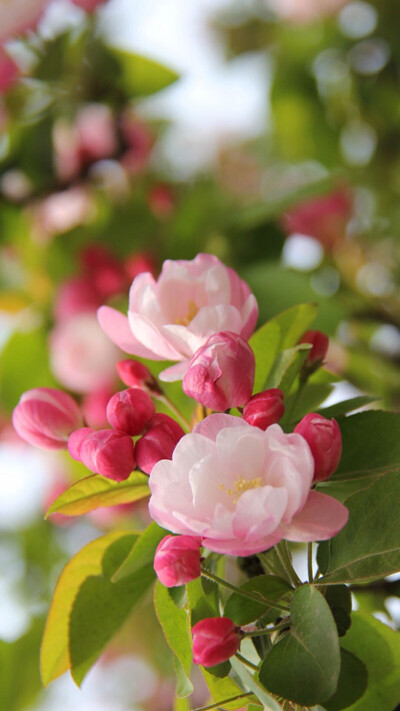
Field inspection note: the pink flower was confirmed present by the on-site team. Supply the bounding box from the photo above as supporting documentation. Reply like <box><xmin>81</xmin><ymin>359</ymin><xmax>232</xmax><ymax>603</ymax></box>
<box><xmin>153</xmin><ymin>535</ymin><xmax>202</xmax><ymax>587</ymax></box>
<box><xmin>294</xmin><ymin>413</ymin><xmax>342</xmax><ymax>482</ymax></box>
<box><xmin>149</xmin><ymin>414</ymin><xmax>348</xmax><ymax>556</ymax></box>
<box><xmin>82</xmin><ymin>386</ymin><xmax>114</xmax><ymax>429</ymax></box>
<box><xmin>243</xmin><ymin>389</ymin><xmax>285</xmax><ymax>430</ymax></box>
<box><xmin>192</xmin><ymin>617</ymin><xmax>242</xmax><ymax>667</ymax></box>
<box><xmin>148</xmin><ymin>184</ymin><xmax>175</xmax><ymax>219</ymax></box>
<box><xmin>298</xmin><ymin>330</ymin><xmax>329</xmax><ymax>371</ymax></box>
<box><xmin>282</xmin><ymin>188</ymin><xmax>352</xmax><ymax>251</ymax></box>
<box><xmin>98</xmin><ymin>254</ymin><xmax>258</xmax><ymax>382</ymax></box>
<box><xmin>75</xmin><ymin>103</ymin><xmax>117</xmax><ymax>164</ymax></box>
<box><xmin>53</xmin><ymin>277</ymin><xmax>101</xmax><ymax>322</ymax></box>
<box><xmin>0</xmin><ymin>47</ymin><xmax>19</xmax><ymax>93</ymax></box>
<box><xmin>124</xmin><ymin>252</ymin><xmax>157</xmax><ymax>281</ymax></box>
<box><xmin>70</xmin><ymin>0</ymin><xmax>107</xmax><ymax>12</ymax></box>
<box><xmin>50</xmin><ymin>312</ymin><xmax>120</xmax><ymax>393</ymax></box>
<box><xmin>183</xmin><ymin>331</ymin><xmax>255</xmax><ymax>411</ymax></box>
<box><xmin>80</xmin><ymin>245</ymin><xmax>128</xmax><ymax>300</ymax></box>
<box><xmin>68</xmin><ymin>427</ymin><xmax>94</xmax><ymax>460</ymax></box>
<box><xmin>116</xmin><ymin>359</ymin><xmax>162</xmax><ymax>395</ymax></box>
<box><xmin>0</xmin><ymin>0</ymin><xmax>48</xmax><ymax>43</ymax></box>
<box><xmin>106</xmin><ymin>388</ymin><xmax>155</xmax><ymax>436</ymax></box>
<box><xmin>136</xmin><ymin>414</ymin><xmax>185</xmax><ymax>475</ymax></box>
<box><xmin>12</xmin><ymin>388</ymin><xmax>83</xmax><ymax>450</ymax></box>
<box><xmin>77</xmin><ymin>429</ymin><xmax>135</xmax><ymax>481</ymax></box>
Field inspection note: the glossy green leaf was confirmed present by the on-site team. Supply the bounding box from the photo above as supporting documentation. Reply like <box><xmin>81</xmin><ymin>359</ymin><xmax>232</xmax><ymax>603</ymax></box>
<box><xmin>324</xmin><ymin>649</ymin><xmax>368</xmax><ymax>711</ymax></box>
<box><xmin>69</xmin><ymin>535</ymin><xmax>154</xmax><ymax>685</ymax></box>
<box><xmin>249</xmin><ymin>303</ymin><xmax>317</xmax><ymax>392</ymax></box>
<box><xmin>224</xmin><ymin>575</ymin><xmax>292</xmax><ymax>625</ymax></box>
<box><xmin>112</xmin><ymin>521</ymin><xmax>166</xmax><ymax>582</ymax></box>
<box><xmin>230</xmin><ymin>656</ymin><xmax>282</xmax><ymax>711</ymax></box>
<box><xmin>187</xmin><ymin>576</ymin><xmax>219</xmax><ymax>626</ymax></box>
<box><xmin>200</xmin><ymin>668</ymin><xmax>255</xmax><ymax>710</ymax></box>
<box><xmin>324</xmin><ymin>585</ymin><xmax>352</xmax><ymax>637</ymax></box>
<box><xmin>46</xmin><ymin>471</ymin><xmax>149</xmax><ymax>517</ymax></box>
<box><xmin>282</xmin><ymin>382</ymin><xmax>333</xmax><ymax>425</ymax></box>
<box><xmin>317</xmin><ymin>471</ymin><xmax>400</xmax><ymax>584</ymax></box>
<box><xmin>40</xmin><ymin>532</ymin><xmax>138</xmax><ymax>686</ymax></box>
<box><xmin>266</xmin><ymin>343</ymin><xmax>310</xmax><ymax>394</ymax></box>
<box><xmin>108</xmin><ymin>47</ymin><xmax>179</xmax><ymax>96</ymax></box>
<box><xmin>339</xmin><ymin>613</ymin><xmax>400</xmax><ymax>711</ymax></box>
<box><xmin>259</xmin><ymin>585</ymin><xmax>340</xmax><ymax>705</ymax></box>
<box><xmin>317</xmin><ymin>396</ymin><xmax>376</xmax><ymax>420</ymax></box>
<box><xmin>154</xmin><ymin>581</ymin><xmax>193</xmax><ymax>697</ymax></box>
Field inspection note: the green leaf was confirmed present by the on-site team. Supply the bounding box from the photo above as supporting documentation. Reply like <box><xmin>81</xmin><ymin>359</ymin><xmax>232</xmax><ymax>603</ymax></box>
<box><xmin>324</xmin><ymin>649</ymin><xmax>368</xmax><ymax>711</ymax></box>
<box><xmin>200</xmin><ymin>668</ymin><xmax>255</xmax><ymax>710</ymax></box>
<box><xmin>154</xmin><ymin>581</ymin><xmax>193</xmax><ymax>697</ymax></box>
<box><xmin>46</xmin><ymin>471</ymin><xmax>149</xmax><ymax>517</ymax></box>
<box><xmin>249</xmin><ymin>303</ymin><xmax>318</xmax><ymax>392</ymax></box>
<box><xmin>230</xmin><ymin>656</ymin><xmax>282</xmax><ymax>711</ymax></box>
<box><xmin>317</xmin><ymin>471</ymin><xmax>400</xmax><ymax>584</ymax></box>
<box><xmin>69</xmin><ymin>535</ymin><xmax>155</xmax><ymax>684</ymax></box>
<box><xmin>317</xmin><ymin>396</ymin><xmax>376</xmax><ymax>420</ymax></box>
<box><xmin>40</xmin><ymin>532</ymin><xmax>138</xmax><ymax>686</ymax></box>
<box><xmin>224</xmin><ymin>576</ymin><xmax>292</xmax><ymax>626</ymax></box>
<box><xmin>259</xmin><ymin>585</ymin><xmax>340</xmax><ymax>705</ymax></box>
<box><xmin>266</xmin><ymin>344</ymin><xmax>310</xmax><ymax>394</ymax></box>
<box><xmin>324</xmin><ymin>585</ymin><xmax>352</xmax><ymax>637</ymax></box>
<box><xmin>0</xmin><ymin>618</ymin><xmax>44</xmax><ymax>711</ymax></box>
<box><xmin>187</xmin><ymin>577</ymin><xmax>219</xmax><ymax>626</ymax></box>
<box><xmin>282</xmin><ymin>382</ymin><xmax>333</xmax><ymax>425</ymax></box>
<box><xmin>339</xmin><ymin>613</ymin><xmax>400</xmax><ymax>711</ymax></box>
<box><xmin>108</xmin><ymin>47</ymin><xmax>179</xmax><ymax>96</ymax></box>
<box><xmin>112</xmin><ymin>521</ymin><xmax>166</xmax><ymax>582</ymax></box>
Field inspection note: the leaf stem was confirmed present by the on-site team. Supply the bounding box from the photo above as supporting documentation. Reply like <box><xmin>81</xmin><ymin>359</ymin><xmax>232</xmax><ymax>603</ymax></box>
<box><xmin>200</xmin><ymin>566</ymin><xmax>291</xmax><ymax>613</ymax></box>
<box><xmin>157</xmin><ymin>394</ymin><xmax>191</xmax><ymax>431</ymax></box>
<box><xmin>242</xmin><ymin>618</ymin><xmax>290</xmax><ymax>637</ymax></box>
<box><xmin>235</xmin><ymin>652</ymin><xmax>259</xmax><ymax>671</ymax></box>
<box><xmin>193</xmin><ymin>691</ymin><xmax>253</xmax><ymax>711</ymax></box>
<box><xmin>275</xmin><ymin>542</ymin><xmax>302</xmax><ymax>587</ymax></box>
<box><xmin>307</xmin><ymin>542</ymin><xmax>313</xmax><ymax>582</ymax></box>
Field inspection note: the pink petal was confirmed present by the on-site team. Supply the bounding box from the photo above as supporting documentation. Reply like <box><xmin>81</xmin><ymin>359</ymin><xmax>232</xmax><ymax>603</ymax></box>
<box><xmin>159</xmin><ymin>360</ymin><xmax>190</xmax><ymax>382</ymax></box>
<box><xmin>193</xmin><ymin>413</ymin><xmax>249</xmax><ymax>441</ymax></box>
<box><xmin>280</xmin><ymin>490</ymin><xmax>349</xmax><ymax>542</ymax></box>
<box><xmin>128</xmin><ymin>313</ymin><xmax>183</xmax><ymax>360</ymax></box>
<box><xmin>97</xmin><ymin>306</ymin><xmax>161</xmax><ymax>359</ymax></box>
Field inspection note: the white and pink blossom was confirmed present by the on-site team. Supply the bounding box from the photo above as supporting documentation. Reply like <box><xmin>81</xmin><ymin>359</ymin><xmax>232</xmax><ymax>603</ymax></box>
<box><xmin>149</xmin><ymin>414</ymin><xmax>348</xmax><ymax>556</ymax></box>
<box><xmin>98</xmin><ymin>254</ymin><xmax>258</xmax><ymax>382</ymax></box>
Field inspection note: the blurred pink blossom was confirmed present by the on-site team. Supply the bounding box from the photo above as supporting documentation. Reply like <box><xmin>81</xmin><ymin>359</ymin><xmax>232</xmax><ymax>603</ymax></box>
<box><xmin>120</xmin><ymin>113</ymin><xmax>154</xmax><ymax>174</ymax></box>
<box><xmin>53</xmin><ymin>276</ymin><xmax>101</xmax><ymax>322</ymax></box>
<box><xmin>33</xmin><ymin>186</ymin><xmax>94</xmax><ymax>240</ymax></box>
<box><xmin>98</xmin><ymin>254</ymin><xmax>258</xmax><ymax>382</ymax></box>
<box><xmin>71</xmin><ymin>0</ymin><xmax>107</xmax><ymax>11</ymax></box>
<box><xmin>76</xmin><ymin>103</ymin><xmax>117</xmax><ymax>163</ymax></box>
<box><xmin>282</xmin><ymin>188</ymin><xmax>353</xmax><ymax>251</ymax></box>
<box><xmin>0</xmin><ymin>0</ymin><xmax>48</xmax><ymax>43</ymax></box>
<box><xmin>268</xmin><ymin>0</ymin><xmax>348</xmax><ymax>23</ymax></box>
<box><xmin>50</xmin><ymin>312</ymin><xmax>120</xmax><ymax>393</ymax></box>
<box><xmin>82</xmin><ymin>385</ymin><xmax>114</xmax><ymax>429</ymax></box>
<box><xmin>149</xmin><ymin>413</ymin><xmax>348</xmax><ymax>556</ymax></box>
<box><xmin>0</xmin><ymin>46</ymin><xmax>19</xmax><ymax>92</ymax></box>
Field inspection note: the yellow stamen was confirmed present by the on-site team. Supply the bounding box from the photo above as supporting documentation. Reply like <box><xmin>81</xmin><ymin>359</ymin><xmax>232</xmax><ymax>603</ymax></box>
<box><xmin>176</xmin><ymin>299</ymin><xmax>199</xmax><ymax>326</ymax></box>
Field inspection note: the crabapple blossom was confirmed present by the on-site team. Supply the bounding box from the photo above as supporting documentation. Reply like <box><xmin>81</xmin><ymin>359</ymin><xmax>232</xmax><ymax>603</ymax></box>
<box><xmin>135</xmin><ymin>414</ymin><xmax>185</xmax><ymax>475</ymax></box>
<box><xmin>98</xmin><ymin>253</ymin><xmax>258</xmax><ymax>382</ymax></box>
<box><xmin>116</xmin><ymin>359</ymin><xmax>162</xmax><ymax>395</ymax></box>
<box><xmin>77</xmin><ymin>429</ymin><xmax>135</xmax><ymax>481</ymax></box>
<box><xmin>191</xmin><ymin>617</ymin><xmax>242</xmax><ymax>667</ymax></box>
<box><xmin>148</xmin><ymin>414</ymin><xmax>348</xmax><ymax>556</ymax></box>
<box><xmin>153</xmin><ymin>535</ymin><xmax>202</xmax><ymax>587</ymax></box>
<box><xmin>243</xmin><ymin>388</ymin><xmax>285</xmax><ymax>429</ymax></box>
<box><xmin>183</xmin><ymin>331</ymin><xmax>255</xmax><ymax>411</ymax></box>
<box><xmin>106</xmin><ymin>388</ymin><xmax>155</xmax><ymax>436</ymax></box>
<box><xmin>68</xmin><ymin>427</ymin><xmax>94</xmax><ymax>461</ymax></box>
<box><xmin>294</xmin><ymin>413</ymin><xmax>342</xmax><ymax>482</ymax></box>
<box><xmin>12</xmin><ymin>388</ymin><xmax>83</xmax><ymax>450</ymax></box>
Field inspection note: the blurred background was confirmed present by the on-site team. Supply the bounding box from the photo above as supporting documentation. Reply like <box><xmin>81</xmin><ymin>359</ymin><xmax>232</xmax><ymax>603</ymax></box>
<box><xmin>1</xmin><ymin>0</ymin><xmax>400</xmax><ymax>709</ymax></box>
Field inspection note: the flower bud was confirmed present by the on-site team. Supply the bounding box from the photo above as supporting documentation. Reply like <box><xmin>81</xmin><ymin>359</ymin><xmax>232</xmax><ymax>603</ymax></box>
<box><xmin>82</xmin><ymin>386</ymin><xmax>114</xmax><ymax>429</ymax></box>
<box><xmin>192</xmin><ymin>617</ymin><xmax>242</xmax><ymax>667</ymax></box>
<box><xmin>294</xmin><ymin>413</ymin><xmax>342</xmax><ymax>482</ymax></box>
<box><xmin>116</xmin><ymin>359</ymin><xmax>162</xmax><ymax>395</ymax></box>
<box><xmin>106</xmin><ymin>388</ymin><xmax>155</xmax><ymax>435</ymax></box>
<box><xmin>298</xmin><ymin>330</ymin><xmax>329</xmax><ymax>371</ymax></box>
<box><xmin>153</xmin><ymin>535</ymin><xmax>202</xmax><ymax>587</ymax></box>
<box><xmin>12</xmin><ymin>388</ymin><xmax>83</xmax><ymax>450</ymax></box>
<box><xmin>79</xmin><ymin>429</ymin><xmax>136</xmax><ymax>481</ymax></box>
<box><xmin>183</xmin><ymin>331</ymin><xmax>255</xmax><ymax>411</ymax></box>
<box><xmin>243</xmin><ymin>388</ymin><xmax>285</xmax><ymax>429</ymax></box>
<box><xmin>68</xmin><ymin>427</ymin><xmax>94</xmax><ymax>461</ymax></box>
<box><xmin>135</xmin><ymin>414</ymin><xmax>184</xmax><ymax>474</ymax></box>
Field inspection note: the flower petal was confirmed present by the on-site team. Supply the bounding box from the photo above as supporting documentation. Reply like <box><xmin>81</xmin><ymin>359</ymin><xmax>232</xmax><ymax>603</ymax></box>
<box><xmin>280</xmin><ymin>490</ymin><xmax>349</xmax><ymax>542</ymax></box>
<box><xmin>97</xmin><ymin>305</ymin><xmax>160</xmax><ymax>359</ymax></box>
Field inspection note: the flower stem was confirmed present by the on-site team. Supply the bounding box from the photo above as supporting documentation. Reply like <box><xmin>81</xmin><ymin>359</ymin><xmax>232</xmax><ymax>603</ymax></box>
<box><xmin>243</xmin><ymin>618</ymin><xmax>290</xmax><ymax>637</ymax></box>
<box><xmin>235</xmin><ymin>652</ymin><xmax>259</xmax><ymax>671</ymax></box>
<box><xmin>193</xmin><ymin>692</ymin><xmax>253</xmax><ymax>711</ymax></box>
<box><xmin>275</xmin><ymin>542</ymin><xmax>302</xmax><ymax>587</ymax></box>
<box><xmin>157</xmin><ymin>394</ymin><xmax>191</xmax><ymax>431</ymax></box>
<box><xmin>307</xmin><ymin>542</ymin><xmax>313</xmax><ymax>582</ymax></box>
<box><xmin>201</xmin><ymin>566</ymin><xmax>291</xmax><ymax>613</ymax></box>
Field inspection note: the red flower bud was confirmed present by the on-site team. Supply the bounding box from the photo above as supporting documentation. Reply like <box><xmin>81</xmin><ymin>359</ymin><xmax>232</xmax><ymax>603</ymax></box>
<box><xmin>12</xmin><ymin>388</ymin><xmax>83</xmax><ymax>450</ymax></box>
<box><xmin>243</xmin><ymin>388</ymin><xmax>285</xmax><ymax>429</ymax></box>
<box><xmin>78</xmin><ymin>429</ymin><xmax>136</xmax><ymax>481</ymax></box>
<box><xmin>192</xmin><ymin>617</ymin><xmax>242</xmax><ymax>667</ymax></box>
<box><xmin>116</xmin><ymin>360</ymin><xmax>162</xmax><ymax>395</ymax></box>
<box><xmin>154</xmin><ymin>535</ymin><xmax>202</xmax><ymax>587</ymax></box>
<box><xmin>294</xmin><ymin>413</ymin><xmax>342</xmax><ymax>481</ymax></box>
<box><xmin>135</xmin><ymin>414</ymin><xmax>184</xmax><ymax>474</ymax></box>
<box><xmin>298</xmin><ymin>330</ymin><xmax>329</xmax><ymax>370</ymax></box>
<box><xmin>106</xmin><ymin>388</ymin><xmax>155</xmax><ymax>435</ymax></box>
<box><xmin>183</xmin><ymin>331</ymin><xmax>255</xmax><ymax>411</ymax></box>
<box><xmin>68</xmin><ymin>427</ymin><xmax>95</xmax><ymax>460</ymax></box>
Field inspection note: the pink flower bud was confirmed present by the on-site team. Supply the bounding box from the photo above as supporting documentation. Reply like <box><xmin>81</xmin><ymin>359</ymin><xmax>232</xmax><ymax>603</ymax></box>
<box><xmin>116</xmin><ymin>360</ymin><xmax>162</xmax><ymax>395</ymax></box>
<box><xmin>294</xmin><ymin>413</ymin><xmax>342</xmax><ymax>482</ymax></box>
<box><xmin>183</xmin><ymin>331</ymin><xmax>255</xmax><ymax>411</ymax></box>
<box><xmin>79</xmin><ymin>429</ymin><xmax>136</xmax><ymax>481</ymax></box>
<box><xmin>106</xmin><ymin>388</ymin><xmax>155</xmax><ymax>436</ymax></box>
<box><xmin>135</xmin><ymin>414</ymin><xmax>184</xmax><ymax>475</ymax></box>
<box><xmin>298</xmin><ymin>330</ymin><xmax>329</xmax><ymax>370</ymax></box>
<box><xmin>68</xmin><ymin>427</ymin><xmax>95</xmax><ymax>460</ymax></box>
<box><xmin>243</xmin><ymin>388</ymin><xmax>285</xmax><ymax>429</ymax></box>
<box><xmin>153</xmin><ymin>535</ymin><xmax>202</xmax><ymax>587</ymax></box>
<box><xmin>12</xmin><ymin>388</ymin><xmax>83</xmax><ymax>450</ymax></box>
<box><xmin>192</xmin><ymin>617</ymin><xmax>242</xmax><ymax>667</ymax></box>
<box><xmin>82</xmin><ymin>386</ymin><xmax>114</xmax><ymax>429</ymax></box>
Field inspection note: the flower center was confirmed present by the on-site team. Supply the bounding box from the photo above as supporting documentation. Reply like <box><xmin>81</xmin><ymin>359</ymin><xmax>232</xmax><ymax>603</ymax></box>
<box><xmin>176</xmin><ymin>299</ymin><xmax>199</xmax><ymax>326</ymax></box>
<box><xmin>220</xmin><ymin>476</ymin><xmax>263</xmax><ymax>504</ymax></box>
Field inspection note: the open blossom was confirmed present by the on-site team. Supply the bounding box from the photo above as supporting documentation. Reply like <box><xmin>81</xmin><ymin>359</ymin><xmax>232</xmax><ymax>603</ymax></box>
<box><xmin>149</xmin><ymin>414</ymin><xmax>348</xmax><ymax>556</ymax></box>
<box><xmin>98</xmin><ymin>254</ymin><xmax>258</xmax><ymax>382</ymax></box>
<box><xmin>12</xmin><ymin>388</ymin><xmax>83</xmax><ymax>450</ymax></box>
